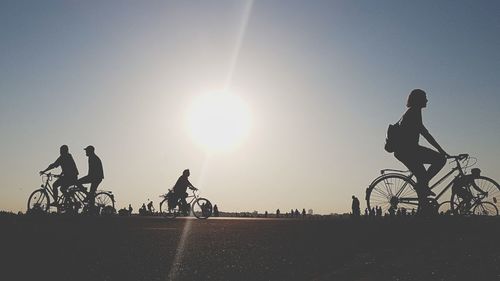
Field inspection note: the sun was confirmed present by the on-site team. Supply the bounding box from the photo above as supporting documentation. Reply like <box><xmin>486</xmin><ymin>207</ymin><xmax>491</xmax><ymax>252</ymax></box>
<box><xmin>187</xmin><ymin>92</ymin><xmax>251</xmax><ymax>151</ymax></box>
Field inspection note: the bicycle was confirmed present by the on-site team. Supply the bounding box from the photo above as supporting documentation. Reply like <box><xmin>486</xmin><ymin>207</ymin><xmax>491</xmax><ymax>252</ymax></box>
<box><xmin>27</xmin><ymin>172</ymin><xmax>116</xmax><ymax>215</ymax></box>
<box><xmin>159</xmin><ymin>189</ymin><xmax>212</xmax><ymax>219</ymax></box>
<box><xmin>365</xmin><ymin>154</ymin><xmax>500</xmax><ymax>216</ymax></box>
<box><xmin>439</xmin><ymin>192</ymin><xmax>498</xmax><ymax>216</ymax></box>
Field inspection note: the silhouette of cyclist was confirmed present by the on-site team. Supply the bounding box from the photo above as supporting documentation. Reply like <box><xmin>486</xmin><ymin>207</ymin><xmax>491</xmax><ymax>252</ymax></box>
<box><xmin>77</xmin><ymin>145</ymin><xmax>104</xmax><ymax>206</ymax></box>
<box><xmin>172</xmin><ymin>169</ymin><xmax>197</xmax><ymax>209</ymax></box>
<box><xmin>40</xmin><ymin>145</ymin><xmax>79</xmax><ymax>204</ymax></box>
<box><xmin>394</xmin><ymin>89</ymin><xmax>448</xmax><ymax>211</ymax></box>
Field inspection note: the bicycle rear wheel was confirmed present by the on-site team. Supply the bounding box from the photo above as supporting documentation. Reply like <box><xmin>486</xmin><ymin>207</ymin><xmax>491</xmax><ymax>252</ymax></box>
<box><xmin>192</xmin><ymin>198</ymin><xmax>212</xmax><ymax>219</ymax></box>
<box><xmin>160</xmin><ymin>198</ymin><xmax>177</xmax><ymax>219</ymax></box>
<box><xmin>472</xmin><ymin>202</ymin><xmax>498</xmax><ymax>216</ymax></box>
<box><xmin>94</xmin><ymin>192</ymin><xmax>115</xmax><ymax>215</ymax></box>
<box><xmin>437</xmin><ymin>201</ymin><xmax>459</xmax><ymax>216</ymax></box>
<box><xmin>27</xmin><ymin>189</ymin><xmax>50</xmax><ymax>214</ymax></box>
<box><xmin>366</xmin><ymin>174</ymin><xmax>419</xmax><ymax>215</ymax></box>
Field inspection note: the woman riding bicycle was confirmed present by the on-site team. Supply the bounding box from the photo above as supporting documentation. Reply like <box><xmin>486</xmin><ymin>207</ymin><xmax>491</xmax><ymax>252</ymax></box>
<box><xmin>394</xmin><ymin>89</ymin><xmax>449</xmax><ymax>212</ymax></box>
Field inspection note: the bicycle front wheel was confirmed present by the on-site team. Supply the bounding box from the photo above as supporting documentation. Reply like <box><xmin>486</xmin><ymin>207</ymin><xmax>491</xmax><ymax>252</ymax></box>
<box><xmin>472</xmin><ymin>202</ymin><xmax>498</xmax><ymax>216</ymax></box>
<box><xmin>27</xmin><ymin>189</ymin><xmax>50</xmax><ymax>214</ymax></box>
<box><xmin>366</xmin><ymin>174</ymin><xmax>419</xmax><ymax>215</ymax></box>
<box><xmin>191</xmin><ymin>198</ymin><xmax>212</xmax><ymax>219</ymax></box>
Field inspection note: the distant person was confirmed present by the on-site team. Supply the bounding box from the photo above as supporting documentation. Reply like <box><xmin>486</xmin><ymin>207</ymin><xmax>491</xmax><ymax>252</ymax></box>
<box><xmin>294</xmin><ymin>209</ymin><xmax>299</xmax><ymax>217</ymax></box>
<box><xmin>147</xmin><ymin>201</ymin><xmax>154</xmax><ymax>213</ymax></box>
<box><xmin>302</xmin><ymin>208</ymin><xmax>306</xmax><ymax>217</ymax></box>
<box><xmin>172</xmin><ymin>169</ymin><xmax>197</xmax><ymax>209</ymax></box>
<box><xmin>392</xmin><ymin>89</ymin><xmax>448</xmax><ymax>212</ymax></box>
<box><xmin>264</xmin><ymin>211</ymin><xmax>268</xmax><ymax>218</ymax></box>
<box><xmin>128</xmin><ymin>204</ymin><xmax>133</xmax><ymax>215</ymax></box>
<box><xmin>276</xmin><ymin>209</ymin><xmax>280</xmax><ymax>218</ymax></box>
<box><xmin>139</xmin><ymin>203</ymin><xmax>147</xmax><ymax>215</ymax></box>
<box><xmin>213</xmin><ymin>204</ymin><xmax>219</xmax><ymax>217</ymax></box>
<box><xmin>40</xmin><ymin>145</ymin><xmax>79</xmax><ymax>204</ymax></box>
<box><xmin>77</xmin><ymin>145</ymin><xmax>104</xmax><ymax>206</ymax></box>
<box><xmin>364</xmin><ymin>208</ymin><xmax>369</xmax><ymax>216</ymax></box>
<box><xmin>388</xmin><ymin>206</ymin><xmax>396</xmax><ymax>216</ymax></box>
<box><xmin>351</xmin><ymin>195</ymin><xmax>361</xmax><ymax>217</ymax></box>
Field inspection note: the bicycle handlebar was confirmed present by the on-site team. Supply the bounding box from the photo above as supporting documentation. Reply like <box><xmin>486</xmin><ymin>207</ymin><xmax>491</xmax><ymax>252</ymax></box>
<box><xmin>447</xmin><ymin>154</ymin><xmax>469</xmax><ymax>161</ymax></box>
<box><xmin>40</xmin><ymin>172</ymin><xmax>61</xmax><ymax>177</ymax></box>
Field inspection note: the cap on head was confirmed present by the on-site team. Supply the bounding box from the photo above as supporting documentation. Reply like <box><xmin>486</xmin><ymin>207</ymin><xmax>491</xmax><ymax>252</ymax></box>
<box><xmin>183</xmin><ymin>169</ymin><xmax>190</xmax><ymax>176</ymax></box>
<box><xmin>84</xmin><ymin>145</ymin><xmax>95</xmax><ymax>153</ymax></box>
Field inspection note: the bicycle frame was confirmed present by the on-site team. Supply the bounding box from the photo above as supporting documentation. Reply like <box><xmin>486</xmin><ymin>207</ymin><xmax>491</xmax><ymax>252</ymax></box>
<box><xmin>41</xmin><ymin>175</ymin><xmax>57</xmax><ymax>202</ymax></box>
<box><xmin>391</xmin><ymin>157</ymin><xmax>466</xmax><ymax>205</ymax></box>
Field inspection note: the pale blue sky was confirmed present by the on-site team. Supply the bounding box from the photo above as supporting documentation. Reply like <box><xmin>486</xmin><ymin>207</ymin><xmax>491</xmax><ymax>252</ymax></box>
<box><xmin>1</xmin><ymin>1</ymin><xmax>499</xmax><ymax>213</ymax></box>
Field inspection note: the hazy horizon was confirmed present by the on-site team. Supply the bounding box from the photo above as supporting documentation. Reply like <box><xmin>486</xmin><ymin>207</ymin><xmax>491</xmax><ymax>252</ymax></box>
<box><xmin>1</xmin><ymin>1</ymin><xmax>499</xmax><ymax>214</ymax></box>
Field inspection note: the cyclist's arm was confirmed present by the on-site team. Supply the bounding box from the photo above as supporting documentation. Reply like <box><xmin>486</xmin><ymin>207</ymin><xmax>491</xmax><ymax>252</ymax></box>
<box><xmin>187</xmin><ymin>180</ymin><xmax>197</xmax><ymax>190</ymax></box>
<box><xmin>41</xmin><ymin>158</ymin><xmax>61</xmax><ymax>174</ymax></box>
<box><xmin>421</xmin><ymin>126</ymin><xmax>448</xmax><ymax>156</ymax></box>
<box><xmin>470</xmin><ymin>181</ymin><xmax>487</xmax><ymax>194</ymax></box>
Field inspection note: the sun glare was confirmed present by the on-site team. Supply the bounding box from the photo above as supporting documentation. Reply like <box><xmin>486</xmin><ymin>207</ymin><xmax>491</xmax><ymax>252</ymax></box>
<box><xmin>188</xmin><ymin>92</ymin><xmax>251</xmax><ymax>151</ymax></box>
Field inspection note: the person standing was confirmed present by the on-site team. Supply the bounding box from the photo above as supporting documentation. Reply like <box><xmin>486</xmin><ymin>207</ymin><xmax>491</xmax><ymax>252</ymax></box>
<box><xmin>351</xmin><ymin>195</ymin><xmax>361</xmax><ymax>217</ymax></box>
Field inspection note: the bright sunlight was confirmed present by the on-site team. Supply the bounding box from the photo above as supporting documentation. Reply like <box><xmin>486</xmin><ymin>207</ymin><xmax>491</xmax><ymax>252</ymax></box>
<box><xmin>187</xmin><ymin>92</ymin><xmax>251</xmax><ymax>151</ymax></box>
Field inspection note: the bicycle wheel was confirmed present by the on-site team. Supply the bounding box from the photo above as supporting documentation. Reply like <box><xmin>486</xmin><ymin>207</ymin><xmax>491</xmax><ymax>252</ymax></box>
<box><xmin>472</xmin><ymin>202</ymin><xmax>498</xmax><ymax>216</ymax></box>
<box><xmin>160</xmin><ymin>198</ymin><xmax>177</xmax><ymax>219</ymax></box>
<box><xmin>27</xmin><ymin>189</ymin><xmax>50</xmax><ymax>214</ymax></box>
<box><xmin>191</xmin><ymin>198</ymin><xmax>212</xmax><ymax>219</ymax></box>
<box><xmin>94</xmin><ymin>192</ymin><xmax>115</xmax><ymax>215</ymax></box>
<box><xmin>366</xmin><ymin>174</ymin><xmax>419</xmax><ymax>215</ymax></box>
<box><xmin>437</xmin><ymin>201</ymin><xmax>459</xmax><ymax>216</ymax></box>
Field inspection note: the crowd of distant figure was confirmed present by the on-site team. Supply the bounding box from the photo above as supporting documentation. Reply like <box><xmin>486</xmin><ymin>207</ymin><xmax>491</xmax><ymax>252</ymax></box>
<box><xmin>117</xmin><ymin>201</ymin><xmax>220</xmax><ymax>217</ymax></box>
<box><xmin>351</xmin><ymin>195</ymin><xmax>417</xmax><ymax>217</ymax></box>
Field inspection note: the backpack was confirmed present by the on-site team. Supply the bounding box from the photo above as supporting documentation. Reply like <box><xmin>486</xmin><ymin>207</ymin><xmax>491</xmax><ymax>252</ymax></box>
<box><xmin>384</xmin><ymin>117</ymin><xmax>403</xmax><ymax>153</ymax></box>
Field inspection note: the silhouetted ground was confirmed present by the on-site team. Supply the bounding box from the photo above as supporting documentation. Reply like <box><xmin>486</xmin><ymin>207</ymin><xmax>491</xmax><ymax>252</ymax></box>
<box><xmin>1</xmin><ymin>215</ymin><xmax>499</xmax><ymax>281</ymax></box>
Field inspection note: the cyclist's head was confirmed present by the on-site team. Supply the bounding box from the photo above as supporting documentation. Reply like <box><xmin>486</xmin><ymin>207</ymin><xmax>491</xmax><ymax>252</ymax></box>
<box><xmin>183</xmin><ymin>169</ymin><xmax>190</xmax><ymax>177</ymax></box>
<box><xmin>471</xmin><ymin>168</ymin><xmax>481</xmax><ymax>177</ymax></box>
<box><xmin>352</xmin><ymin>195</ymin><xmax>355</xmax><ymax>199</ymax></box>
<box><xmin>60</xmin><ymin>145</ymin><xmax>69</xmax><ymax>155</ymax></box>
<box><xmin>407</xmin><ymin>89</ymin><xmax>428</xmax><ymax>108</ymax></box>
<box><xmin>84</xmin><ymin>145</ymin><xmax>95</xmax><ymax>156</ymax></box>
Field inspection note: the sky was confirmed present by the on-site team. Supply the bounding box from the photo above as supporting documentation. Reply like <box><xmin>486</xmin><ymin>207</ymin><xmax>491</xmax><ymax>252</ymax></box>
<box><xmin>1</xmin><ymin>0</ymin><xmax>499</xmax><ymax>214</ymax></box>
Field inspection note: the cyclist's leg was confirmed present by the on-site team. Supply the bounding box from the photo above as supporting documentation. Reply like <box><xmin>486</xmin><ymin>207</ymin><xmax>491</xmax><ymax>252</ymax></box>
<box><xmin>179</xmin><ymin>192</ymin><xmax>189</xmax><ymax>213</ymax></box>
<box><xmin>417</xmin><ymin>146</ymin><xmax>446</xmax><ymax>184</ymax></box>
<box><xmin>59</xmin><ymin>176</ymin><xmax>76</xmax><ymax>196</ymax></box>
<box><xmin>88</xmin><ymin>179</ymin><xmax>102</xmax><ymax>206</ymax></box>
<box><xmin>395</xmin><ymin>150</ymin><xmax>429</xmax><ymax>212</ymax></box>
<box><xmin>52</xmin><ymin>178</ymin><xmax>62</xmax><ymax>203</ymax></box>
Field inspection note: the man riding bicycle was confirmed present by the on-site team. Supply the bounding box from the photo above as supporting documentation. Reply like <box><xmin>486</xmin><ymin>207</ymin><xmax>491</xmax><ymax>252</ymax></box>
<box><xmin>169</xmin><ymin>169</ymin><xmax>198</xmax><ymax>210</ymax></box>
<box><xmin>452</xmin><ymin>168</ymin><xmax>487</xmax><ymax>211</ymax></box>
<box><xmin>77</xmin><ymin>145</ymin><xmax>104</xmax><ymax>207</ymax></box>
<box><xmin>40</xmin><ymin>145</ymin><xmax>79</xmax><ymax>205</ymax></box>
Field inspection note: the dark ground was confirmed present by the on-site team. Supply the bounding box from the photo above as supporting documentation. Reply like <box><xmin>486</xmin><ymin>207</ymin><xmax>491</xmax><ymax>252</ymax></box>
<box><xmin>1</xmin><ymin>215</ymin><xmax>499</xmax><ymax>281</ymax></box>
